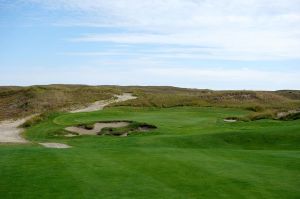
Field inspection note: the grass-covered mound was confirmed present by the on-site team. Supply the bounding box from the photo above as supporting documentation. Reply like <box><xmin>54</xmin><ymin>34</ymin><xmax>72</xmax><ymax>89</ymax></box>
<box><xmin>0</xmin><ymin>85</ymin><xmax>121</xmax><ymax>120</ymax></box>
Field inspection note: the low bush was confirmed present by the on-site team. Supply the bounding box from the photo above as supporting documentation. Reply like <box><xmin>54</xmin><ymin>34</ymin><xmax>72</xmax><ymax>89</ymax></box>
<box><xmin>20</xmin><ymin>113</ymin><xmax>51</xmax><ymax>128</ymax></box>
<box><xmin>80</xmin><ymin>123</ymin><xmax>94</xmax><ymax>130</ymax></box>
<box><xmin>246</xmin><ymin>105</ymin><xmax>265</xmax><ymax>112</ymax></box>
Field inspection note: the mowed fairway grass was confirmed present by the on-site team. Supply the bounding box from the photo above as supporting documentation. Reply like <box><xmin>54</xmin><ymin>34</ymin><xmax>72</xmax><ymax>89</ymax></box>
<box><xmin>1</xmin><ymin>107</ymin><xmax>300</xmax><ymax>199</ymax></box>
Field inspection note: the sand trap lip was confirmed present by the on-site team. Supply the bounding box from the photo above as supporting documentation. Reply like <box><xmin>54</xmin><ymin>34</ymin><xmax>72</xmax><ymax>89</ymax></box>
<box><xmin>39</xmin><ymin>143</ymin><xmax>71</xmax><ymax>148</ymax></box>
<box><xmin>0</xmin><ymin>115</ymin><xmax>35</xmax><ymax>143</ymax></box>
<box><xmin>64</xmin><ymin>134</ymin><xmax>78</xmax><ymax>137</ymax></box>
<box><xmin>277</xmin><ymin>110</ymin><xmax>300</xmax><ymax>119</ymax></box>
<box><xmin>224</xmin><ymin>119</ymin><xmax>237</xmax><ymax>123</ymax></box>
<box><xmin>65</xmin><ymin>122</ymin><xmax>130</xmax><ymax>135</ymax></box>
<box><xmin>70</xmin><ymin>93</ymin><xmax>136</xmax><ymax>113</ymax></box>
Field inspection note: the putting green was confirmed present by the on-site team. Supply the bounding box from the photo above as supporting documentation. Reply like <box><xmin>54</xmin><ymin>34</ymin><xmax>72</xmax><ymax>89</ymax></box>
<box><xmin>1</xmin><ymin>107</ymin><xmax>299</xmax><ymax>199</ymax></box>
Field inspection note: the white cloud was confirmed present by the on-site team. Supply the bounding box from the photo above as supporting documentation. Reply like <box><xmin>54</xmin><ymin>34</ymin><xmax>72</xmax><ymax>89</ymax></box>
<box><xmin>27</xmin><ymin>0</ymin><xmax>300</xmax><ymax>27</ymax></box>
<box><xmin>70</xmin><ymin>29</ymin><xmax>300</xmax><ymax>60</ymax></box>
<box><xmin>24</xmin><ymin>0</ymin><xmax>300</xmax><ymax>60</ymax></box>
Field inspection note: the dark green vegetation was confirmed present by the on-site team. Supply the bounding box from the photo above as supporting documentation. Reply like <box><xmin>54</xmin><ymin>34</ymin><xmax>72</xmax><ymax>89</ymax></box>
<box><xmin>1</xmin><ymin>106</ymin><xmax>300</xmax><ymax>198</ymax></box>
<box><xmin>1</xmin><ymin>85</ymin><xmax>300</xmax><ymax>121</ymax></box>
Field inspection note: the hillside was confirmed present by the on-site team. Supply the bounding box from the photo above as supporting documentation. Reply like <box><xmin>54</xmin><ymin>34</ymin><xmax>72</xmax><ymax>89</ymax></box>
<box><xmin>0</xmin><ymin>85</ymin><xmax>300</xmax><ymax>121</ymax></box>
<box><xmin>0</xmin><ymin>85</ymin><xmax>120</xmax><ymax>121</ymax></box>
<box><xmin>116</xmin><ymin>86</ymin><xmax>300</xmax><ymax>109</ymax></box>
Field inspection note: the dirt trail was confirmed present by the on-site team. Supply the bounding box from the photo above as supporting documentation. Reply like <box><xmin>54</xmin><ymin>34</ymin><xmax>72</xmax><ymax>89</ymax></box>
<box><xmin>70</xmin><ymin>93</ymin><xmax>136</xmax><ymax>113</ymax></box>
<box><xmin>0</xmin><ymin>116</ymin><xmax>33</xmax><ymax>143</ymax></box>
<box><xmin>66</xmin><ymin>122</ymin><xmax>130</xmax><ymax>135</ymax></box>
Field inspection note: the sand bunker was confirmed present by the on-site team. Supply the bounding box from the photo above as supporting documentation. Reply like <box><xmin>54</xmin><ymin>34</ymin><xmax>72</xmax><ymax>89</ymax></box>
<box><xmin>70</xmin><ymin>93</ymin><xmax>136</xmax><ymax>113</ymax></box>
<box><xmin>0</xmin><ymin>116</ymin><xmax>34</xmax><ymax>143</ymax></box>
<box><xmin>224</xmin><ymin>119</ymin><xmax>237</xmax><ymax>123</ymax></box>
<box><xmin>39</xmin><ymin>143</ymin><xmax>71</xmax><ymax>148</ymax></box>
<box><xmin>65</xmin><ymin>121</ymin><xmax>157</xmax><ymax>137</ymax></box>
<box><xmin>65</xmin><ymin>122</ymin><xmax>130</xmax><ymax>135</ymax></box>
<box><xmin>0</xmin><ymin>116</ymin><xmax>72</xmax><ymax>149</ymax></box>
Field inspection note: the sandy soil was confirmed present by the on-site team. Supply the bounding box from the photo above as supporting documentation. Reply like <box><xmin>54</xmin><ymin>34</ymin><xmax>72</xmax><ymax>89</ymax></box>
<box><xmin>66</xmin><ymin>122</ymin><xmax>130</xmax><ymax>135</ymax></box>
<box><xmin>0</xmin><ymin>116</ymin><xmax>34</xmax><ymax>143</ymax></box>
<box><xmin>39</xmin><ymin>143</ymin><xmax>71</xmax><ymax>148</ymax></box>
<box><xmin>70</xmin><ymin>93</ymin><xmax>136</xmax><ymax>113</ymax></box>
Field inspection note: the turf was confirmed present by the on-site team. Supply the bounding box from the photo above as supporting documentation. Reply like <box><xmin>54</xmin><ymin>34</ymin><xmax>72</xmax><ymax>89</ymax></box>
<box><xmin>0</xmin><ymin>107</ymin><xmax>299</xmax><ymax>199</ymax></box>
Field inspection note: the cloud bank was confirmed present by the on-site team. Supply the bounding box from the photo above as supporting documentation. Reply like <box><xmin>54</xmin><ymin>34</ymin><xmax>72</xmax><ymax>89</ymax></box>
<box><xmin>0</xmin><ymin>1</ymin><xmax>299</xmax><ymax>89</ymax></box>
<box><xmin>26</xmin><ymin>0</ymin><xmax>300</xmax><ymax>60</ymax></box>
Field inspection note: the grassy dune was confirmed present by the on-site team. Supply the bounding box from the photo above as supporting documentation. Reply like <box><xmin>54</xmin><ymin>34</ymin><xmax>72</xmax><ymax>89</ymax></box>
<box><xmin>1</xmin><ymin>107</ymin><xmax>299</xmax><ymax>198</ymax></box>
<box><xmin>0</xmin><ymin>85</ymin><xmax>121</xmax><ymax>120</ymax></box>
<box><xmin>1</xmin><ymin>85</ymin><xmax>300</xmax><ymax>121</ymax></box>
<box><xmin>115</xmin><ymin>87</ymin><xmax>300</xmax><ymax>110</ymax></box>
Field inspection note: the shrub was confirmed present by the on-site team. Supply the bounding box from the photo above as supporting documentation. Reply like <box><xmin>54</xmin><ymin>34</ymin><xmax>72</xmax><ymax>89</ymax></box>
<box><xmin>21</xmin><ymin>113</ymin><xmax>50</xmax><ymax>128</ymax></box>
<box><xmin>83</xmin><ymin>123</ymin><xmax>94</xmax><ymax>130</ymax></box>
<box><xmin>246</xmin><ymin>105</ymin><xmax>264</xmax><ymax>112</ymax></box>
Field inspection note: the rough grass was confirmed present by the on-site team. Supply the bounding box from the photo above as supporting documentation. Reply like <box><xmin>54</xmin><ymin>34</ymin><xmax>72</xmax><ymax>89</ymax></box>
<box><xmin>1</xmin><ymin>106</ymin><xmax>299</xmax><ymax>199</ymax></box>
<box><xmin>20</xmin><ymin>113</ymin><xmax>52</xmax><ymax>128</ymax></box>
<box><xmin>232</xmin><ymin>110</ymin><xmax>300</xmax><ymax>122</ymax></box>
<box><xmin>1</xmin><ymin>85</ymin><xmax>300</xmax><ymax>121</ymax></box>
<box><xmin>112</xmin><ymin>87</ymin><xmax>300</xmax><ymax>111</ymax></box>
<box><xmin>0</xmin><ymin>85</ymin><xmax>121</xmax><ymax>120</ymax></box>
<box><xmin>237</xmin><ymin>110</ymin><xmax>277</xmax><ymax>121</ymax></box>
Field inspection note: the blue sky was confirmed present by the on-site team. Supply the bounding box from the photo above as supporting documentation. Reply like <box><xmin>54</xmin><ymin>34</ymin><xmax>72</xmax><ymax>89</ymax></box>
<box><xmin>0</xmin><ymin>0</ymin><xmax>300</xmax><ymax>90</ymax></box>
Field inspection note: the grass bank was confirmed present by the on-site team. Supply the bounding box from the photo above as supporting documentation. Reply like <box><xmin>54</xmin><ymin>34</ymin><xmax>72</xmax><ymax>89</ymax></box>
<box><xmin>0</xmin><ymin>106</ymin><xmax>299</xmax><ymax>198</ymax></box>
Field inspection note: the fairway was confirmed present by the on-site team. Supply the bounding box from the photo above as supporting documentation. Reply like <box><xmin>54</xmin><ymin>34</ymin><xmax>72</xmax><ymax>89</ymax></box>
<box><xmin>1</xmin><ymin>107</ymin><xmax>300</xmax><ymax>199</ymax></box>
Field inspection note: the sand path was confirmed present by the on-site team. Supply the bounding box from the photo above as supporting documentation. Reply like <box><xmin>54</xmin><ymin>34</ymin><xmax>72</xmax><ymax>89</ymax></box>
<box><xmin>70</xmin><ymin>93</ymin><xmax>136</xmax><ymax>113</ymax></box>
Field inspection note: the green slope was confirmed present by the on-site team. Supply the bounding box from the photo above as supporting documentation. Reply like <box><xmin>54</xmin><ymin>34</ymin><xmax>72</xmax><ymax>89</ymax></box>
<box><xmin>0</xmin><ymin>107</ymin><xmax>299</xmax><ymax>198</ymax></box>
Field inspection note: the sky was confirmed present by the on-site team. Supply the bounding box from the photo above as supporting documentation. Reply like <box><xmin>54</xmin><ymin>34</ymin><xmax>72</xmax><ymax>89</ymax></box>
<box><xmin>0</xmin><ymin>0</ymin><xmax>300</xmax><ymax>90</ymax></box>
